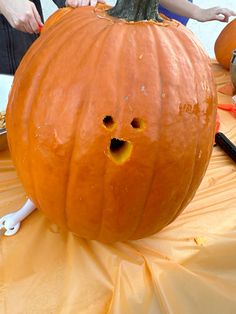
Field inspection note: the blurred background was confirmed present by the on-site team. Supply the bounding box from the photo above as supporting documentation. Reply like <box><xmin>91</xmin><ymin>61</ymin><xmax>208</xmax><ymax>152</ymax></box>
<box><xmin>41</xmin><ymin>0</ymin><xmax>235</xmax><ymax>58</ymax></box>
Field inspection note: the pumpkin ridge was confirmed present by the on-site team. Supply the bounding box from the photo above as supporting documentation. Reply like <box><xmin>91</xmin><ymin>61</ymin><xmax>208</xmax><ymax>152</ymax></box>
<box><xmin>62</xmin><ymin>25</ymin><xmax>119</xmax><ymax>238</ymax></box>
<box><xmin>172</xmin><ymin>133</ymin><xmax>200</xmax><ymax>222</ymax></box>
<box><xmin>108</xmin><ymin>27</ymin><xmax>138</xmax><ymax>241</ymax></box>
<box><xmin>96</xmin><ymin>25</ymin><xmax>129</xmax><ymax>241</ymax></box>
<box><xmin>8</xmin><ymin>49</ymin><xmax>57</xmax><ymax>206</ymax></box>
<box><xmin>163</xmin><ymin>26</ymin><xmax>202</xmax><ymax>218</ymax></box>
<box><xmin>132</xmin><ymin>24</ymin><xmax>187</xmax><ymax>238</ymax></box>
<box><xmin>131</xmin><ymin>25</ymin><xmax>180</xmax><ymax>238</ymax></box>
<box><xmin>45</xmin><ymin>19</ymin><xmax>104</xmax><ymax>226</ymax></box>
<box><xmin>26</xmin><ymin>64</ymin><xmax>53</xmax><ymax>209</ymax></box>
<box><xmin>64</xmin><ymin>24</ymin><xmax>118</xmax><ymax>237</ymax></box>
<box><xmin>169</xmin><ymin>28</ymin><xmax>216</xmax><ymax>213</ymax></box>
<box><xmin>130</xmin><ymin>26</ymin><xmax>164</xmax><ymax>239</ymax></box>
<box><xmin>132</xmin><ymin>24</ymin><xmax>214</xmax><ymax>238</ymax></box>
<box><xmin>19</xmin><ymin>14</ymin><xmax>103</xmax><ymax>227</ymax></box>
<box><xmin>164</xmin><ymin>25</ymin><xmax>210</xmax><ymax>206</ymax></box>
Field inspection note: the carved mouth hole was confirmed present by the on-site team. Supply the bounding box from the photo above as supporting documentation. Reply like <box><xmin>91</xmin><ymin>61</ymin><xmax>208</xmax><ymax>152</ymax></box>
<box><xmin>131</xmin><ymin>118</ymin><xmax>145</xmax><ymax>130</ymax></box>
<box><xmin>109</xmin><ymin>138</ymin><xmax>133</xmax><ymax>164</ymax></box>
<box><xmin>103</xmin><ymin>115</ymin><xmax>115</xmax><ymax>130</ymax></box>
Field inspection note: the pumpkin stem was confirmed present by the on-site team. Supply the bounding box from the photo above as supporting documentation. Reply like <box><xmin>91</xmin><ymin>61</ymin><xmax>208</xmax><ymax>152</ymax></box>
<box><xmin>107</xmin><ymin>0</ymin><xmax>163</xmax><ymax>22</ymax></box>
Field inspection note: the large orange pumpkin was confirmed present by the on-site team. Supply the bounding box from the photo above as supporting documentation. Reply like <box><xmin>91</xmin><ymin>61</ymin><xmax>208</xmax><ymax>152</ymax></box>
<box><xmin>6</xmin><ymin>0</ymin><xmax>217</xmax><ymax>242</ymax></box>
<box><xmin>215</xmin><ymin>18</ymin><xmax>236</xmax><ymax>70</ymax></box>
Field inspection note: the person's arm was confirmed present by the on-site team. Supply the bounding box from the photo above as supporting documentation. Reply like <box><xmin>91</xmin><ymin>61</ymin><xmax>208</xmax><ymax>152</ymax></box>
<box><xmin>65</xmin><ymin>0</ymin><xmax>105</xmax><ymax>8</ymax></box>
<box><xmin>0</xmin><ymin>0</ymin><xmax>43</xmax><ymax>33</ymax></box>
<box><xmin>159</xmin><ymin>0</ymin><xmax>236</xmax><ymax>22</ymax></box>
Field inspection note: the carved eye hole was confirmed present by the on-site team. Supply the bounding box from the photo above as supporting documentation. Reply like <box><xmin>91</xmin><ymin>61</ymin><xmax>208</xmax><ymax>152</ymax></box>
<box><xmin>103</xmin><ymin>115</ymin><xmax>116</xmax><ymax>130</ymax></box>
<box><xmin>131</xmin><ymin>118</ymin><xmax>145</xmax><ymax>130</ymax></box>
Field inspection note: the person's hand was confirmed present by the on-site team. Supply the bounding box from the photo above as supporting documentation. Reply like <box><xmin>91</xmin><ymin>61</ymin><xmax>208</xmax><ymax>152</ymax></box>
<box><xmin>195</xmin><ymin>7</ymin><xmax>236</xmax><ymax>22</ymax></box>
<box><xmin>65</xmin><ymin>0</ymin><xmax>105</xmax><ymax>8</ymax></box>
<box><xmin>0</xmin><ymin>0</ymin><xmax>43</xmax><ymax>33</ymax></box>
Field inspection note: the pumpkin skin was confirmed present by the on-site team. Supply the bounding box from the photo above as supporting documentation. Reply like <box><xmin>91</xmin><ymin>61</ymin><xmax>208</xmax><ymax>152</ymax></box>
<box><xmin>215</xmin><ymin>18</ymin><xmax>236</xmax><ymax>70</ymax></box>
<box><xmin>41</xmin><ymin>4</ymin><xmax>111</xmax><ymax>33</ymax></box>
<box><xmin>6</xmin><ymin>5</ymin><xmax>217</xmax><ymax>243</ymax></box>
<box><xmin>40</xmin><ymin>7</ymin><xmax>73</xmax><ymax>34</ymax></box>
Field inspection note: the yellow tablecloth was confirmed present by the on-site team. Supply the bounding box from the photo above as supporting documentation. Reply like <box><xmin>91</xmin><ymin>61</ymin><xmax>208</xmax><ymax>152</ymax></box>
<box><xmin>0</xmin><ymin>62</ymin><xmax>236</xmax><ymax>314</ymax></box>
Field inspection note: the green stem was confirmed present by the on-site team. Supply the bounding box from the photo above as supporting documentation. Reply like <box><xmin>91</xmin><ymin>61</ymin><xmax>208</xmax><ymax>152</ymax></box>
<box><xmin>107</xmin><ymin>0</ymin><xmax>163</xmax><ymax>22</ymax></box>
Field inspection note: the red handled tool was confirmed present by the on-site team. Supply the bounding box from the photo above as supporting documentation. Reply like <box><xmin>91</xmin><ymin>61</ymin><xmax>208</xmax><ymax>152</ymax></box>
<box><xmin>217</xmin><ymin>103</ymin><xmax>236</xmax><ymax>118</ymax></box>
<box><xmin>38</xmin><ymin>25</ymin><xmax>43</xmax><ymax>33</ymax></box>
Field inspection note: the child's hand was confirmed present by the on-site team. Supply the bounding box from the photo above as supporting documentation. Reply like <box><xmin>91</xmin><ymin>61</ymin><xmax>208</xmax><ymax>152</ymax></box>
<box><xmin>0</xmin><ymin>0</ymin><xmax>43</xmax><ymax>33</ymax></box>
<box><xmin>196</xmin><ymin>7</ymin><xmax>236</xmax><ymax>22</ymax></box>
<box><xmin>65</xmin><ymin>0</ymin><xmax>105</xmax><ymax>8</ymax></box>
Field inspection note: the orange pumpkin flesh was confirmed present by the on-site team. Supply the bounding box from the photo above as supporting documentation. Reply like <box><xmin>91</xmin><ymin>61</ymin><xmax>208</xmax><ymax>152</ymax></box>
<box><xmin>6</xmin><ymin>3</ymin><xmax>217</xmax><ymax>242</ymax></box>
<box><xmin>215</xmin><ymin>18</ymin><xmax>236</xmax><ymax>70</ymax></box>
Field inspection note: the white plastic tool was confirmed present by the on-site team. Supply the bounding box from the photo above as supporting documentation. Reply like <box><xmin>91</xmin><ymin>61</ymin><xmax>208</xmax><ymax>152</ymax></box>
<box><xmin>0</xmin><ymin>199</ymin><xmax>36</xmax><ymax>236</ymax></box>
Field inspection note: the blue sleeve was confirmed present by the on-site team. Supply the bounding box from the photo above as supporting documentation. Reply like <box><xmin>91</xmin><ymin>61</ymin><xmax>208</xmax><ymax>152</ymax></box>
<box><xmin>159</xmin><ymin>0</ymin><xmax>193</xmax><ymax>25</ymax></box>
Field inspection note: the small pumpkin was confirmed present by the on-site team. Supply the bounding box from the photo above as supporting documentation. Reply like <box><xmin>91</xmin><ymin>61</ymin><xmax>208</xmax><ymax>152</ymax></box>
<box><xmin>215</xmin><ymin>18</ymin><xmax>236</xmax><ymax>70</ymax></box>
<box><xmin>7</xmin><ymin>0</ymin><xmax>217</xmax><ymax>242</ymax></box>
